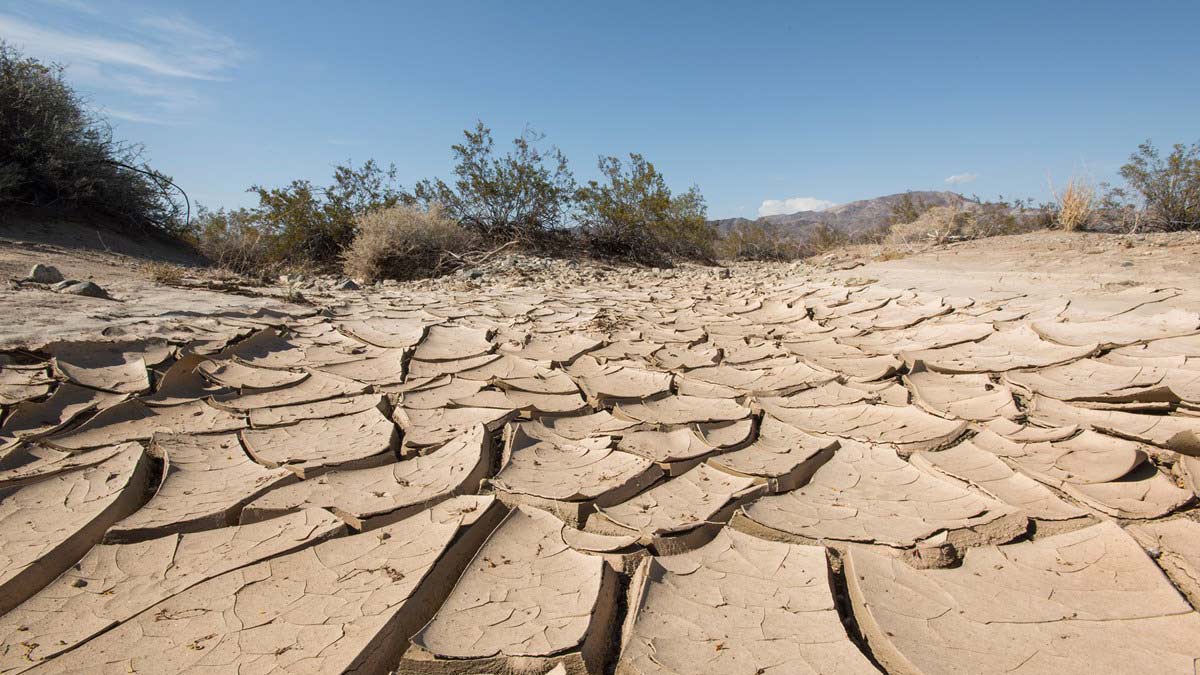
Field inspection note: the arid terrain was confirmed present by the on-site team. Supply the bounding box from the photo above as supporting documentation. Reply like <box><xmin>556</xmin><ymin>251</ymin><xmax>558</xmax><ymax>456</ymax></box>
<box><xmin>2</xmin><ymin>225</ymin><xmax>1200</xmax><ymax>674</ymax></box>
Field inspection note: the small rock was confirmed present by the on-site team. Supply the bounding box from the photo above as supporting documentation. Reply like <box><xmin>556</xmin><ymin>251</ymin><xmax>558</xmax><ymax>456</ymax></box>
<box><xmin>468</xmin><ymin>270</ymin><xmax>484</xmax><ymax>280</ymax></box>
<box><xmin>1120</xmin><ymin>261</ymin><xmax>1134</xmax><ymax>267</ymax></box>
<box><xmin>718</xmin><ymin>268</ymin><xmax>732</xmax><ymax>279</ymax></box>
<box><xmin>27</xmin><ymin>264</ymin><xmax>64</xmax><ymax>284</ymax></box>
<box><xmin>333</xmin><ymin>278</ymin><xmax>360</xmax><ymax>291</ymax></box>
<box><xmin>59</xmin><ymin>281</ymin><xmax>109</xmax><ymax>298</ymax></box>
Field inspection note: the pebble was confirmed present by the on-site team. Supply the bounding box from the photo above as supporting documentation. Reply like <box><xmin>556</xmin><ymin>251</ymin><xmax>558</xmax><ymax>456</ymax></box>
<box><xmin>26</xmin><ymin>264</ymin><xmax>64</xmax><ymax>284</ymax></box>
<box><xmin>59</xmin><ymin>281</ymin><xmax>109</xmax><ymax>298</ymax></box>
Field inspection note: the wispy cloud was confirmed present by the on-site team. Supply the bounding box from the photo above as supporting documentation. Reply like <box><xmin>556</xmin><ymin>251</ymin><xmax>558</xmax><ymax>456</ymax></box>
<box><xmin>758</xmin><ymin>196</ymin><xmax>837</xmax><ymax>217</ymax></box>
<box><xmin>945</xmin><ymin>173</ymin><xmax>978</xmax><ymax>185</ymax></box>
<box><xmin>0</xmin><ymin>8</ymin><xmax>243</xmax><ymax>125</ymax></box>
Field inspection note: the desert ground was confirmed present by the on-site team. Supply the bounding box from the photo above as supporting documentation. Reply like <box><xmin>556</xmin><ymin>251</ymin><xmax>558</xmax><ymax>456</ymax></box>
<box><xmin>2</xmin><ymin>225</ymin><xmax>1200</xmax><ymax>674</ymax></box>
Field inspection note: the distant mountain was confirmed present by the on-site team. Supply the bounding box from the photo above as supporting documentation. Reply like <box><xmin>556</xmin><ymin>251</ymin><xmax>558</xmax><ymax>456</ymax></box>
<box><xmin>712</xmin><ymin>191</ymin><xmax>969</xmax><ymax>238</ymax></box>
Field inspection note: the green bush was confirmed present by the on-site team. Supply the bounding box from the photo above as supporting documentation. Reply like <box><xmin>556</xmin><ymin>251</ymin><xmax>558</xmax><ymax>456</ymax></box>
<box><xmin>718</xmin><ymin>220</ymin><xmax>805</xmax><ymax>260</ymax></box>
<box><xmin>576</xmin><ymin>154</ymin><xmax>715</xmax><ymax>263</ymax></box>
<box><xmin>1118</xmin><ymin>140</ymin><xmax>1200</xmax><ymax>230</ymax></box>
<box><xmin>248</xmin><ymin>160</ymin><xmax>403</xmax><ymax>266</ymax></box>
<box><xmin>410</xmin><ymin>122</ymin><xmax>576</xmax><ymax>240</ymax></box>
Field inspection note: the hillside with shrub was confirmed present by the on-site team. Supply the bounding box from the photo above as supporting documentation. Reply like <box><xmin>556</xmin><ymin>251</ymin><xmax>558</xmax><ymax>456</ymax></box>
<box><xmin>3</xmin><ymin>42</ymin><xmax>1199</xmax><ymax>282</ymax></box>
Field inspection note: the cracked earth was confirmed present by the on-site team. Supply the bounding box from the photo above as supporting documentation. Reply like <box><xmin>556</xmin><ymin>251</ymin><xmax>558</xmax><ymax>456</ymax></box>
<box><xmin>2</xmin><ymin>230</ymin><xmax>1200</xmax><ymax>673</ymax></box>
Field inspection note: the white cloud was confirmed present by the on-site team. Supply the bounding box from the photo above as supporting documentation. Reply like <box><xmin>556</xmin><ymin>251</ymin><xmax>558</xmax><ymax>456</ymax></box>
<box><xmin>945</xmin><ymin>173</ymin><xmax>978</xmax><ymax>185</ymax></box>
<box><xmin>758</xmin><ymin>196</ymin><xmax>837</xmax><ymax>217</ymax></box>
<box><xmin>0</xmin><ymin>11</ymin><xmax>242</xmax><ymax>124</ymax></box>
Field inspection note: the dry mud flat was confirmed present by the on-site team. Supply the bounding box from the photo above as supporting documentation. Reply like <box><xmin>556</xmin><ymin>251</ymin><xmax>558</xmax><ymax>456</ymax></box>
<box><xmin>2</xmin><ymin>233</ymin><xmax>1200</xmax><ymax>673</ymax></box>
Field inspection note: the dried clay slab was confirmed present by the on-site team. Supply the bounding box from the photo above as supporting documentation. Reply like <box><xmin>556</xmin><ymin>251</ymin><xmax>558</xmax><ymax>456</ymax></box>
<box><xmin>616</xmin><ymin>419</ymin><xmax>754</xmax><ymax>476</ymax></box>
<box><xmin>0</xmin><ymin>443</ymin><xmax>127</xmax><ymax>490</ymax></box>
<box><xmin>490</xmin><ymin>424</ymin><xmax>661</xmax><ymax>527</ymax></box>
<box><xmin>901</xmin><ymin>325</ymin><xmax>1097</xmax><ymax>373</ymax></box>
<box><xmin>412</xmin><ymin>324</ymin><xmax>494</xmax><ymax>362</ymax></box>
<box><xmin>247</xmin><ymin>392</ymin><xmax>388</xmax><ymax>427</ymax></box>
<box><xmin>240</xmin><ymin>406</ymin><xmax>398</xmax><ymax>478</ymax></box>
<box><xmin>1026</xmin><ymin>395</ymin><xmax>1200</xmax><ymax>455</ymax></box>
<box><xmin>734</xmin><ymin>440</ymin><xmax>1025</xmax><ymax>561</ymax></box>
<box><xmin>1126</xmin><ymin>518</ymin><xmax>1200</xmax><ymax>608</ymax></box>
<box><xmin>394</xmin><ymin>405</ymin><xmax>516</xmax><ymax>451</ymax></box>
<box><xmin>1004</xmin><ymin>359</ymin><xmax>1181</xmax><ymax>405</ymax></box>
<box><xmin>103</xmin><ymin>433</ymin><xmax>297</xmax><ymax>543</ymax></box>
<box><xmin>618</xmin><ymin>528</ymin><xmax>879</xmax><ymax>675</ymax></box>
<box><xmin>707</xmin><ymin>415</ymin><xmax>840</xmax><ymax>492</ymax></box>
<box><xmin>405</xmin><ymin>505</ymin><xmax>618</xmax><ymax>675</ymax></box>
<box><xmin>904</xmin><ymin>364</ymin><xmax>1020</xmax><ymax>422</ymax></box>
<box><xmin>197</xmin><ymin>358</ymin><xmax>308</xmax><ymax>390</ymax></box>
<box><xmin>589</xmin><ymin>463</ymin><xmax>766</xmax><ymax>554</ymax></box>
<box><xmin>241</xmin><ymin>424</ymin><xmax>491</xmax><ymax>530</ymax></box>
<box><xmin>0</xmin><ymin>383</ymin><xmax>127</xmax><ymax>448</ymax></box>
<box><xmin>0</xmin><ymin>363</ymin><xmax>52</xmax><ymax>406</ymax></box>
<box><xmin>0</xmin><ymin>508</ymin><xmax>344</xmax><ymax>673</ymax></box>
<box><xmin>211</xmin><ymin>370</ymin><xmax>369</xmax><ymax>411</ymax></box>
<box><xmin>43</xmin><ymin>399</ymin><xmax>244</xmax><ymax>451</ymax></box>
<box><xmin>141</xmin><ymin>354</ymin><xmax>228</xmax><ymax>406</ymax></box>
<box><xmin>613</xmin><ymin>395</ymin><xmax>751</xmax><ymax>426</ymax></box>
<box><xmin>759</xmin><ymin>402</ymin><xmax>968</xmax><ymax>454</ymax></box>
<box><xmin>0</xmin><ymin>443</ymin><xmax>151</xmax><ymax>616</ymax></box>
<box><xmin>846</xmin><ymin>522</ymin><xmax>1200</xmax><ymax>675</ymax></box>
<box><xmin>910</xmin><ymin>439</ymin><xmax>1090</xmax><ymax>529</ymax></box>
<box><xmin>47</xmin><ymin>340</ymin><xmax>172</xmax><ymax>394</ymax></box>
<box><xmin>29</xmin><ymin>495</ymin><xmax>505</xmax><ymax>675</ymax></box>
<box><xmin>1031</xmin><ymin>308</ymin><xmax>1200</xmax><ymax>349</ymax></box>
<box><xmin>972</xmin><ymin>429</ymin><xmax>1191</xmax><ymax>520</ymax></box>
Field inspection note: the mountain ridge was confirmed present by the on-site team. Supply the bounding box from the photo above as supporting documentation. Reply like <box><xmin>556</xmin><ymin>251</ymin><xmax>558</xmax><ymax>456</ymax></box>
<box><xmin>712</xmin><ymin>190</ymin><xmax>969</xmax><ymax>237</ymax></box>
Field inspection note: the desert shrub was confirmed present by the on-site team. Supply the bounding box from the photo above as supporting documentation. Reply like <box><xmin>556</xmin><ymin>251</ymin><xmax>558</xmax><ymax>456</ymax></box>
<box><xmin>802</xmin><ymin>223</ymin><xmax>851</xmax><ymax>256</ymax></box>
<box><xmin>886</xmin><ymin>206</ymin><xmax>973</xmax><ymax>246</ymax></box>
<box><xmin>249</xmin><ymin>160</ymin><xmax>403</xmax><ymax>266</ymax></box>
<box><xmin>188</xmin><ymin>206</ymin><xmax>274</xmax><ymax>277</ymax></box>
<box><xmin>718</xmin><ymin>220</ymin><xmax>805</xmax><ymax>260</ymax></box>
<box><xmin>342</xmin><ymin>203</ymin><xmax>475</xmax><ymax>282</ymax></box>
<box><xmin>576</xmin><ymin>154</ymin><xmax>715</xmax><ymax>263</ymax></box>
<box><xmin>0</xmin><ymin>41</ymin><xmax>183</xmax><ymax>232</ymax></box>
<box><xmin>1119</xmin><ymin>140</ymin><xmax>1200</xmax><ymax>230</ymax></box>
<box><xmin>410</xmin><ymin>123</ymin><xmax>576</xmax><ymax>240</ymax></box>
<box><xmin>889</xmin><ymin>192</ymin><xmax>932</xmax><ymax>225</ymax></box>
<box><xmin>1052</xmin><ymin>178</ymin><xmax>1095</xmax><ymax>231</ymax></box>
<box><xmin>887</xmin><ymin>198</ymin><xmax>1046</xmax><ymax>248</ymax></box>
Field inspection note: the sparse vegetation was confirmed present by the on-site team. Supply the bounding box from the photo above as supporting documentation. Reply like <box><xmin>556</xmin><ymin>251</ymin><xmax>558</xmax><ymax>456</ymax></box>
<box><xmin>575</xmin><ymin>154</ymin><xmax>715</xmax><ymax>263</ymax></box>
<box><xmin>187</xmin><ymin>206</ymin><xmax>274</xmax><ymax>278</ymax></box>
<box><xmin>0</xmin><ymin>41</ymin><xmax>184</xmax><ymax>233</ymax></box>
<box><xmin>409</xmin><ymin>123</ymin><xmax>576</xmax><ymax>241</ymax></box>
<box><xmin>889</xmin><ymin>192</ymin><xmax>932</xmax><ymax>226</ymax></box>
<box><xmin>718</xmin><ymin>220</ymin><xmax>805</xmax><ymax>260</ymax></box>
<box><xmin>1116</xmin><ymin>140</ymin><xmax>1200</xmax><ymax>230</ymax></box>
<box><xmin>141</xmin><ymin>261</ymin><xmax>186</xmax><ymax>284</ymax></box>
<box><xmin>249</xmin><ymin>159</ymin><xmax>403</xmax><ymax>265</ymax></box>
<box><xmin>1053</xmin><ymin>178</ymin><xmax>1095</xmax><ymax>231</ymax></box>
<box><xmin>342</xmin><ymin>204</ymin><xmax>475</xmax><ymax>282</ymax></box>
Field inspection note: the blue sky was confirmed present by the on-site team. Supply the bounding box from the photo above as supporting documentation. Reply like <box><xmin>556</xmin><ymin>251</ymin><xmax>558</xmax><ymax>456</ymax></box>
<box><xmin>3</xmin><ymin>0</ymin><xmax>1198</xmax><ymax>218</ymax></box>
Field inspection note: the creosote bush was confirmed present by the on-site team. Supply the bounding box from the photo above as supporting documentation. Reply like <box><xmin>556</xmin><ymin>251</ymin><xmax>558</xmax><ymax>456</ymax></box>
<box><xmin>188</xmin><ymin>206</ymin><xmax>274</xmax><ymax>278</ymax></box>
<box><xmin>1117</xmin><ymin>140</ymin><xmax>1200</xmax><ymax>230</ymax></box>
<box><xmin>718</xmin><ymin>220</ymin><xmax>805</xmax><ymax>261</ymax></box>
<box><xmin>576</xmin><ymin>154</ymin><xmax>715</xmax><ymax>264</ymax></box>
<box><xmin>342</xmin><ymin>204</ymin><xmax>475</xmax><ymax>282</ymax></box>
